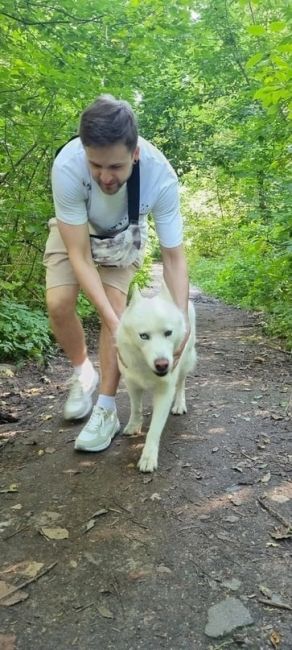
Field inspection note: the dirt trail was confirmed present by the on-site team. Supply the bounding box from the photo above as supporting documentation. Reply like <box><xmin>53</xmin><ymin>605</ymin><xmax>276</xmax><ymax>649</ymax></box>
<box><xmin>0</xmin><ymin>266</ymin><xmax>291</xmax><ymax>650</ymax></box>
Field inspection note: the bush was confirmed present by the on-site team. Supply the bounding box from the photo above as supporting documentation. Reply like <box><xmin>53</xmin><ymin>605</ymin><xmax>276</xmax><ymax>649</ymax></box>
<box><xmin>0</xmin><ymin>301</ymin><xmax>53</xmax><ymax>362</ymax></box>
<box><xmin>188</xmin><ymin>224</ymin><xmax>292</xmax><ymax>350</ymax></box>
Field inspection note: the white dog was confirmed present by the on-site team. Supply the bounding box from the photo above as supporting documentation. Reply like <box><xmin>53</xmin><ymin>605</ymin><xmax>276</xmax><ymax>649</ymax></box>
<box><xmin>116</xmin><ymin>284</ymin><xmax>197</xmax><ymax>472</ymax></box>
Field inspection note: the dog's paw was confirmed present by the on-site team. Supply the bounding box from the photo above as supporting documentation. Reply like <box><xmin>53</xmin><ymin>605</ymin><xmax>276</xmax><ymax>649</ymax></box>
<box><xmin>138</xmin><ymin>448</ymin><xmax>158</xmax><ymax>473</ymax></box>
<box><xmin>171</xmin><ymin>401</ymin><xmax>187</xmax><ymax>415</ymax></box>
<box><xmin>123</xmin><ymin>420</ymin><xmax>143</xmax><ymax>436</ymax></box>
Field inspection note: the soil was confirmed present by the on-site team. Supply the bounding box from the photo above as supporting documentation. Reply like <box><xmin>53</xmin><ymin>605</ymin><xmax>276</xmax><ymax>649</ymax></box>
<box><xmin>0</xmin><ymin>266</ymin><xmax>291</xmax><ymax>650</ymax></box>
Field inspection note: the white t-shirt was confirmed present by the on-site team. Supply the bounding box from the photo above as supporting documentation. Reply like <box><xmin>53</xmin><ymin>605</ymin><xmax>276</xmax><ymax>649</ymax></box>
<box><xmin>51</xmin><ymin>136</ymin><xmax>183</xmax><ymax>248</ymax></box>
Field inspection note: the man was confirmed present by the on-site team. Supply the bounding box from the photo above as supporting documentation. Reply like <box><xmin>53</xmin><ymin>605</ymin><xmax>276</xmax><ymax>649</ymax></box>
<box><xmin>44</xmin><ymin>94</ymin><xmax>190</xmax><ymax>452</ymax></box>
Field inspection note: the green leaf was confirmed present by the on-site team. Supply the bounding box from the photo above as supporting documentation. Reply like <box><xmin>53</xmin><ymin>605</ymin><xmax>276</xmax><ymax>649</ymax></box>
<box><xmin>247</xmin><ymin>25</ymin><xmax>266</xmax><ymax>36</ymax></box>
<box><xmin>245</xmin><ymin>52</ymin><xmax>265</xmax><ymax>69</ymax></box>
<box><xmin>269</xmin><ymin>21</ymin><xmax>286</xmax><ymax>33</ymax></box>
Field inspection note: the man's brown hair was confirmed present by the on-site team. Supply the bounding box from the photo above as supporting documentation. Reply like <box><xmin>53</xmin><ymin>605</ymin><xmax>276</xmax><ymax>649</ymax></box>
<box><xmin>79</xmin><ymin>94</ymin><xmax>138</xmax><ymax>152</ymax></box>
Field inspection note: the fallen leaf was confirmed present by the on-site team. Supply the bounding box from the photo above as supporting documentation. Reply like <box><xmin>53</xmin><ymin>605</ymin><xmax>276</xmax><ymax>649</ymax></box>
<box><xmin>259</xmin><ymin>585</ymin><xmax>272</xmax><ymax>599</ymax></box>
<box><xmin>0</xmin><ymin>633</ymin><xmax>17</xmax><ymax>649</ymax></box>
<box><xmin>0</xmin><ymin>484</ymin><xmax>18</xmax><ymax>494</ymax></box>
<box><xmin>82</xmin><ymin>519</ymin><xmax>96</xmax><ymax>533</ymax></box>
<box><xmin>91</xmin><ymin>509</ymin><xmax>108</xmax><ymax>518</ymax></box>
<box><xmin>40</xmin><ymin>375</ymin><xmax>51</xmax><ymax>384</ymax></box>
<box><xmin>150</xmin><ymin>493</ymin><xmax>161</xmax><ymax>501</ymax></box>
<box><xmin>128</xmin><ymin>569</ymin><xmax>152</xmax><ymax>580</ymax></box>
<box><xmin>78</xmin><ymin>461</ymin><xmax>96</xmax><ymax>468</ymax></box>
<box><xmin>270</xmin><ymin>526</ymin><xmax>292</xmax><ymax>540</ymax></box>
<box><xmin>38</xmin><ymin>450</ymin><xmax>45</xmax><ymax>456</ymax></box>
<box><xmin>63</xmin><ymin>469</ymin><xmax>80</xmax><ymax>476</ymax></box>
<box><xmin>0</xmin><ymin>581</ymin><xmax>28</xmax><ymax>607</ymax></box>
<box><xmin>40</xmin><ymin>526</ymin><xmax>69</xmax><ymax>540</ymax></box>
<box><xmin>225</xmin><ymin>515</ymin><xmax>239</xmax><ymax>523</ymax></box>
<box><xmin>0</xmin><ymin>520</ymin><xmax>12</xmax><ymax>529</ymax></box>
<box><xmin>261</xmin><ymin>471</ymin><xmax>271</xmax><ymax>483</ymax></box>
<box><xmin>212</xmin><ymin>447</ymin><xmax>219</xmax><ymax>453</ymax></box>
<box><xmin>156</xmin><ymin>565</ymin><xmax>172</xmax><ymax>575</ymax></box>
<box><xmin>229</xmin><ymin>494</ymin><xmax>244</xmax><ymax>506</ymax></box>
<box><xmin>10</xmin><ymin>504</ymin><xmax>22</xmax><ymax>511</ymax></box>
<box><xmin>97</xmin><ymin>605</ymin><xmax>114</xmax><ymax>619</ymax></box>
<box><xmin>0</xmin><ymin>368</ymin><xmax>14</xmax><ymax>377</ymax></box>
<box><xmin>270</xmin><ymin>630</ymin><xmax>281</xmax><ymax>648</ymax></box>
<box><xmin>40</xmin><ymin>415</ymin><xmax>52</xmax><ymax>421</ymax></box>
<box><xmin>82</xmin><ymin>509</ymin><xmax>108</xmax><ymax>534</ymax></box>
<box><xmin>0</xmin><ymin>561</ymin><xmax>44</xmax><ymax>579</ymax></box>
<box><xmin>269</xmin><ymin>485</ymin><xmax>292</xmax><ymax>503</ymax></box>
<box><xmin>45</xmin><ymin>447</ymin><xmax>56</xmax><ymax>454</ymax></box>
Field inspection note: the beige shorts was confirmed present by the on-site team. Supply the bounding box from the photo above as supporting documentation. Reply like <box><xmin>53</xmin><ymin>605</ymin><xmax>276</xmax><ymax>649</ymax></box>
<box><xmin>43</xmin><ymin>219</ymin><xmax>138</xmax><ymax>295</ymax></box>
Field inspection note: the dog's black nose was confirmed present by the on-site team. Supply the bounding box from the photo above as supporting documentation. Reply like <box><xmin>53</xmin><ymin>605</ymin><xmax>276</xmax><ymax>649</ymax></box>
<box><xmin>154</xmin><ymin>358</ymin><xmax>169</xmax><ymax>375</ymax></box>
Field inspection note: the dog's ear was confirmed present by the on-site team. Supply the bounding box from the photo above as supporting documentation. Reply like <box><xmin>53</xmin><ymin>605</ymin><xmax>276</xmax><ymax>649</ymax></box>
<box><xmin>159</xmin><ymin>281</ymin><xmax>173</xmax><ymax>303</ymax></box>
<box><xmin>128</xmin><ymin>283</ymin><xmax>142</xmax><ymax>305</ymax></box>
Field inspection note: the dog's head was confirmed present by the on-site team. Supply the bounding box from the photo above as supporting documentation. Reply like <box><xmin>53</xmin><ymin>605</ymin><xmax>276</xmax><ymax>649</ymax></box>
<box><xmin>119</xmin><ymin>284</ymin><xmax>186</xmax><ymax>376</ymax></box>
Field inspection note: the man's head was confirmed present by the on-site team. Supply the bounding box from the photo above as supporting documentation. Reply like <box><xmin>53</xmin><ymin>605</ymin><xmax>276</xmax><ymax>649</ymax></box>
<box><xmin>79</xmin><ymin>95</ymin><xmax>139</xmax><ymax>195</ymax></box>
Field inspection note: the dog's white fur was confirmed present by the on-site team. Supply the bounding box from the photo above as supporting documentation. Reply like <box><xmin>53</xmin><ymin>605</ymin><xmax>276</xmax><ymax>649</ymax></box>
<box><xmin>116</xmin><ymin>284</ymin><xmax>197</xmax><ymax>472</ymax></box>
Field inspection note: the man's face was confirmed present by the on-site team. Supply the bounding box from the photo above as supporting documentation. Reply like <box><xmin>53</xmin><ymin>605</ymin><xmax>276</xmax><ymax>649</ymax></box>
<box><xmin>85</xmin><ymin>143</ymin><xmax>139</xmax><ymax>195</ymax></box>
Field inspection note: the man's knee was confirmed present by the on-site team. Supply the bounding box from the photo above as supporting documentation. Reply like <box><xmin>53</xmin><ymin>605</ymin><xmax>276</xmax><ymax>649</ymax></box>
<box><xmin>46</xmin><ymin>286</ymin><xmax>79</xmax><ymax>322</ymax></box>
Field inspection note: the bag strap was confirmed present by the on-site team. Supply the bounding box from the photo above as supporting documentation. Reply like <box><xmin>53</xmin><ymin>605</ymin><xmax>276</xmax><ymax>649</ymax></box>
<box><xmin>54</xmin><ymin>135</ymin><xmax>79</xmax><ymax>159</ymax></box>
<box><xmin>55</xmin><ymin>137</ymin><xmax>140</xmax><ymax>225</ymax></box>
<box><xmin>126</xmin><ymin>160</ymin><xmax>140</xmax><ymax>225</ymax></box>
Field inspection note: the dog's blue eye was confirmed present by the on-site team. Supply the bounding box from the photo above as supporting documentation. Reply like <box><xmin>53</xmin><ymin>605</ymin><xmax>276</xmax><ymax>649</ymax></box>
<box><xmin>164</xmin><ymin>330</ymin><xmax>172</xmax><ymax>337</ymax></box>
<box><xmin>139</xmin><ymin>333</ymin><xmax>150</xmax><ymax>340</ymax></box>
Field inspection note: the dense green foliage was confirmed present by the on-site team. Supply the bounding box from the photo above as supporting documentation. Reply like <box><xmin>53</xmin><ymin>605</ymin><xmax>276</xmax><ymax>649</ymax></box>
<box><xmin>0</xmin><ymin>301</ymin><xmax>52</xmax><ymax>361</ymax></box>
<box><xmin>0</xmin><ymin>0</ymin><xmax>291</xmax><ymax>359</ymax></box>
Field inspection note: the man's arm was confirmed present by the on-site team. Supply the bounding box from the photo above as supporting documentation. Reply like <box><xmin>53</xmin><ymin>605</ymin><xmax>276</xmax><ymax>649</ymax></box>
<box><xmin>161</xmin><ymin>244</ymin><xmax>189</xmax><ymax>318</ymax></box>
<box><xmin>161</xmin><ymin>244</ymin><xmax>190</xmax><ymax>362</ymax></box>
<box><xmin>57</xmin><ymin>220</ymin><xmax>119</xmax><ymax>334</ymax></box>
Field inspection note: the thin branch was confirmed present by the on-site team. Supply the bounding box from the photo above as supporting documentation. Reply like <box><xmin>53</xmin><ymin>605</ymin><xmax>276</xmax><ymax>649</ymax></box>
<box><xmin>0</xmin><ymin>9</ymin><xmax>104</xmax><ymax>26</ymax></box>
<box><xmin>0</xmin><ymin>562</ymin><xmax>58</xmax><ymax>603</ymax></box>
<box><xmin>248</xmin><ymin>1</ymin><xmax>256</xmax><ymax>25</ymax></box>
<box><xmin>258</xmin><ymin>598</ymin><xmax>292</xmax><ymax>612</ymax></box>
<box><xmin>0</xmin><ymin>142</ymin><xmax>39</xmax><ymax>185</ymax></box>
<box><xmin>258</xmin><ymin>497</ymin><xmax>291</xmax><ymax>528</ymax></box>
<box><xmin>0</xmin><ymin>84</ymin><xmax>27</xmax><ymax>95</ymax></box>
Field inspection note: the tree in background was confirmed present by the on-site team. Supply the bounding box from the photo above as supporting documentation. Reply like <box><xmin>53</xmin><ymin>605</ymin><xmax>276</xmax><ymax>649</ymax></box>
<box><xmin>0</xmin><ymin>0</ymin><xmax>291</xmax><ymax>359</ymax></box>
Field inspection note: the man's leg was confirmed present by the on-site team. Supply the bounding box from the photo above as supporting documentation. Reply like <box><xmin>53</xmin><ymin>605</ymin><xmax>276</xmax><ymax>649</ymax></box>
<box><xmin>98</xmin><ymin>284</ymin><xmax>127</xmax><ymax>396</ymax></box>
<box><xmin>74</xmin><ymin>265</ymin><xmax>137</xmax><ymax>452</ymax></box>
<box><xmin>46</xmin><ymin>284</ymin><xmax>99</xmax><ymax>420</ymax></box>
<box><xmin>44</xmin><ymin>221</ymin><xmax>98</xmax><ymax>419</ymax></box>
<box><xmin>46</xmin><ymin>285</ymin><xmax>86</xmax><ymax>366</ymax></box>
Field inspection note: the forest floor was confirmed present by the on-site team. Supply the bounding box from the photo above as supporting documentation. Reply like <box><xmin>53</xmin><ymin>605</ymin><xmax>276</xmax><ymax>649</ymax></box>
<box><xmin>0</xmin><ymin>265</ymin><xmax>291</xmax><ymax>650</ymax></box>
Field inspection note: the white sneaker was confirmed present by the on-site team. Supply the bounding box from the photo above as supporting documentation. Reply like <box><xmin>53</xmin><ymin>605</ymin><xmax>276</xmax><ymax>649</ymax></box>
<box><xmin>63</xmin><ymin>371</ymin><xmax>99</xmax><ymax>420</ymax></box>
<box><xmin>74</xmin><ymin>406</ymin><xmax>120</xmax><ymax>452</ymax></box>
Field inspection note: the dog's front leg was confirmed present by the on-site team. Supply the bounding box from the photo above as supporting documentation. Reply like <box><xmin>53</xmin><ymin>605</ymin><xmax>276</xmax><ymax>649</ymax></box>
<box><xmin>138</xmin><ymin>387</ymin><xmax>175</xmax><ymax>472</ymax></box>
<box><xmin>171</xmin><ymin>375</ymin><xmax>187</xmax><ymax>414</ymax></box>
<box><xmin>123</xmin><ymin>379</ymin><xmax>144</xmax><ymax>435</ymax></box>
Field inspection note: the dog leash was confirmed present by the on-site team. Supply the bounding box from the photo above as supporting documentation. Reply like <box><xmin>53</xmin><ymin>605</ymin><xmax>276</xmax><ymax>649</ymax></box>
<box><xmin>116</xmin><ymin>346</ymin><xmax>128</xmax><ymax>369</ymax></box>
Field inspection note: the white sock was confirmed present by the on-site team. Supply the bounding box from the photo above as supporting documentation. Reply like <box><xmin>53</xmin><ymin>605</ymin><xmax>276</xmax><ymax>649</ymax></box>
<box><xmin>73</xmin><ymin>358</ymin><xmax>96</xmax><ymax>388</ymax></box>
<box><xmin>97</xmin><ymin>394</ymin><xmax>116</xmax><ymax>412</ymax></box>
